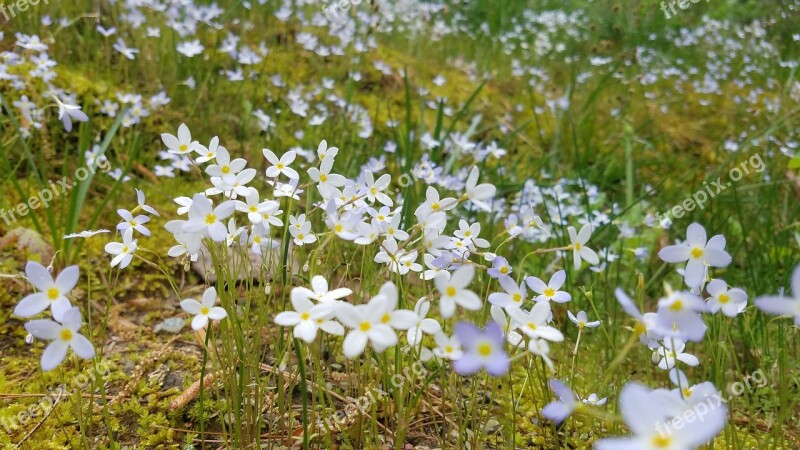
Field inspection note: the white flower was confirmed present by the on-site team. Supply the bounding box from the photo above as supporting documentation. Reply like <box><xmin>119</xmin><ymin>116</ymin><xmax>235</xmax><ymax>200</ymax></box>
<box><xmin>105</xmin><ymin>228</ymin><xmax>138</xmax><ymax>269</ymax></box>
<box><xmin>180</xmin><ymin>287</ymin><xmax>228</xmax><ymax>330</ymax></box>
<box><xmin>706</xmin><ymin>279</ymin><xmax>747</xmax><ymax>317</ymax></box>
<box><xmin>655</xmin><ymin>290</ymin><xmax>708</xmax><ymax>342</ymax></box>
<box><xmin>508</xmin><ymin>302</ymin><xmax>564</xmax><ymax>342</ymax></box>
<box><xmin>567</xmin><ymin>310</ymin><xmax>601</xmax><ymax>329</ymax></box>
<box><xmin>658</xmin><ymin>223</ymin><xmax>732</xmax><ymax>289</ymax></box>
<box><xmin>653</xmin><ymin>339</ymin><xmax>699</xmax><ymax>370</ymax></box>
<box><xmin>488</xmin><ymin>276</ymin><xmax>527</xmax><ymax>309</ymax></box>
<box><xmin>308</xmin><ymin>157</ymin><xmax>346</xmax><ymax>196</ymax></box>
<box><xmin>14</xmin><ymin>261</ymin><xmax>78</xmax><ymax>321</ymax></box>
<box><xmin>433</xmin><ymin>332</ymin><xmax>463</xmax><ymax>360</ymax></box>
<box><xmin>52</xmin><ymin>95</ymin><xmax>88</xmax><ymax>132</ymax></box>
<box><xmin>63</xmin><ymin>229</ymin><xmax>110</xmax><ymax>239</ymax></box>
<box><xmin>161</xmin><ymin>123</ymin><xmax>197</xmax><ymax>155</ymax></box>
<box><xmin>292</xmin><ymin>275</ymin><xmax>353</xmax><ymax>303</ymax></box>
<box><xmin>595</xmin><ymin>382</ymin><xmax>727</xmax><ymax>450</ymax></box>
<box><xmin>362</xmin><ymin>170</ymin><xmax>392</xmax><ymax>206</ymax></box>
<box><xmin>526</xmin><ymin>270</ymin><xmax>571</xmax><ymax>303</ymax></box>
<box><xmin>337</xmin><ymin>295</ymin><xmax>399</xmax><ymax>358</ymax></box>
<box><xmin>755</xmin><ymin>264</ymin><xmax>800</xmax><ymax>326</ymax></box>
<box><xmin>274</xmin><ymin>290</ymin><xmax>343</xmax><ymax>343</ymax></box>
<box><xmin>407</xmin><ymin>297</ymin><xmax>442</xmax><ymax>345</ymax></box>
<box><xmin>135</xmin><ymin>188</ymin><xmax>159</xmax><ymax>216</ymax></box>
<box><xmin>414</xmin><ymin>186</ymin><xmax>457</xmax><ymax>216</ymax></box>
<box><xmin>490</xmin><ymin>305</ymin><xmax>524</xmax><ymax>347</ymax></box>
<box><xmin>183</xmin><ymin>194</ymin><xmax>237</xmax><ymax>242</ymax></box>
<box><xmin>206</xmin><ymin>147</ymin><xmax>246</xmax><ymax>185</ymax></box>
<box><xmin>464</xmin><ymin>166</ymin><xmax>496</xmax><ymax>211</ymax></box>
<box><xmin>194</xmin><ymin>136</ymin><xmax>221</xmax><ymax>164</ymax></box>
<box><xmin>25</xmin><ymin>307</ymin><xmax>95</xmax><ymax>371</ymax></box>
<box><xmin>454</xmin><ymin>220</ymin><xmax>489</xmax><ymax>249</ymax></box>
<box><xmin>263</xmin><ymin>149</ymin><xmax>299</xmax><ymax>179</ymax></box>
<box><xmin>568</xmin><ymin>224</ymin><xmax>600</xmax><ymax>270</ymax></box>
<box><xmin>527</xmin><ymin>338</ymin><xmax>555</xmax><ymax>372</ymax></box>
<box><xmin>435</xmin><ymin>265</ymin><xmax>482</xmax><ymax>318</ymax></box>
<box><xmin>289</xmin><ymin>220</ymin><xmax>317</xmax><ymax>245</ymax></box>
<box><xmin>116</xmin><ymin>208</ymin><xmax>151</xmax><ymax>236</ymax></box>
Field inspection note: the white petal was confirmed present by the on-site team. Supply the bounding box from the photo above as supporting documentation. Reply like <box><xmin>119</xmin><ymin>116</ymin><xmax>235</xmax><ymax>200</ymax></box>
<box><xmin>69</xmin><ymin>334</ymin><xmax>96</xmax><ymax>359</ymax></box>
<box><xmin>14</xmin><ymin>293</ymin><xmax>50</xmax><ymax>317</ymax></box>
<box><xmin>659</xmin><ymin>245</ymin><xmax>691</xmax><ymax>263</ymax></box>
<box><xmin>41</xmin><ymin>341</ymin><xmax>69</xmax><ymax>371</ymax></box>
<box><xmin>24</xmin><ymin>319</ymin><xmax>61</xmax><ymax>340</ymax></box>
<box><xmin>191</xmin><ymin>314</ymin><xmax>209</xmax><ymax>330</ymax></box>
<box><xmin>343</xmin><ymin>331</ymin><xmax>368</xmax><ymax>358</ymax></box>
<box><xmin>54</xmin><ymin>266</ymin><xmax>80</xmax><ymax>293</ymax></box>
<box><xmin>181</xmin><ymin>299</ymin><xmax>202</xmax><ymax>315</ymax></box>
<box><xmin>26</xmin><ymin>261</ymin><xmax>54</xmax><ymax>292</ymax></box>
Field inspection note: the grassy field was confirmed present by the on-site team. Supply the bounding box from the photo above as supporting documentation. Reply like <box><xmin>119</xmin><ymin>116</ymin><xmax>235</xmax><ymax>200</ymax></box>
<box><xmin>1</xmin><ymin>0</ymin><xmax>799</xmax><ymax>448</ymax></box>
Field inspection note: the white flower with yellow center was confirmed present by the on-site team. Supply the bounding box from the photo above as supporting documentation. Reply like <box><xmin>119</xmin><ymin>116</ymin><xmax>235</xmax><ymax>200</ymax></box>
<box><xmin>105</xmin><ymin>228</ymin><xmax>138</xmax><ymax>269</ymax></box>
<box><xmin>658</xmin><ymin>223</ymin><xmax>732</xmax><ymax>289</ymax></box>
<box><xmin>161</xmin><ymin>123</ymin><xmax>197</xmax><ymax>155</ymax></box>
<box><xmin>263</xmin><ymin>148</ymin><xmax>299</xmax><ymax>179</ymax></box>
<box><xmin>435</xmin><ymin>265</ymin><xmax>482</xmax><ymax>318</ymax></box>
<box><xmin>180</xmin><ymin>287</ymin><xmax>229</xmax><ymax>331</ymax></box>
<box><xmin>14</xmin><ymin>261</ymin><xmax>78</xmax><ymax>321</ymax></box>
<box><xmin>337</xmin><ymin>294</ymin><xmax>400</xmax><ymax>358</ymax></box>
<box><xmin>488</xmin><ymin>275</ymin><xmax>527</xmax><ymax>309</ymax></box>
<box><xmin>274</xmin><ymin>290</ymin><xmax>343</xmax><ymax>343</ymax></box>
<box><xmin>24</xmin><ymin>307</ymin><xmax>95</xmax><ymax>371</ymax></box>
<box><xmin>526</xmin><ymin>270</ymin><xmax>572</xmax><ymax>303</ymax></box>
<box><xmin>567</xmin><ymin>224</ymin><xmax>600</xmax><ymax>270</ymax></box>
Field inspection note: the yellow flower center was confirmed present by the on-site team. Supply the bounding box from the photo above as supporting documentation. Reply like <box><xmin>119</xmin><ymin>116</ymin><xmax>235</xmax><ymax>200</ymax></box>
<box><xmin>301</xmin><ymin>312</ymin><xmax>311</xmax><ymax>321</ymax></box>
<box><xmin>335</xmin><ymin>224</ymin><xmax>343</xmax><ymax>232</ymax></box>
<box><xmin>527</xmin><ymin>322</ymin><xmax>537</xmax><ymax>330</ymax></box>
<box><xmin>359</xmin><ymin>321</ymin><xmax>372</xmax><ymax>332</ymax></box>
<box><xmin>499</xmin><ymin>266</ymin><xmax>509</xmax><ymax>274</ymax></box>
<box><xmin>122</xmin><ymin>246</ymin><xmax>129</xmax><ymax>254</ymax></box>
<box><xmin>431</xmin><ymin>202</ymin><xmax>440</xmax><ymax>210</ymax></box>
<box><xmin>544</xmin><ymin>288</ymin><xmax>555</xmax><ymax>297</ymax></box>
<box><xmin>47</xmin><ymin>287</ymin><xmax>59</xmax><ymax>300</ymax></box>
<box><xmin>204</xmin><ymin>214</ymin><xmax>217</xmax><ymax>225</ymax></box>
<box><xmin>690</xmin><ymin>247</ymin><xmax>704</xmax><ymax>258</ymax></box>
<box><xmin>718</xmin><ymin>294</ymin><xmax>730</xmax><ymax>304</ymax></box>
<box><xmin>297</xmin><ymin>233</ymin><xmax>305</xmax><ymax>240</ymax></box>
<box><xmin>512</xmin><ymin>293</ymin><xmax>522</xmax><ymax>303</ymax></box>
<box><xmin>200</xmin><ymin>306</ymin><xmax>210</xmax><ymax>315</ymax></box>
<box><xmin>179</xmin><ymin>144</ymin><xmax>188</xmax><ymax>152</ymax></box>
<box><xmin>575</xmin><ymin>243</ymin><xmax>582</xmax><ymax>250</ymax></box>
<box><xmin>445</xmin><ymin>286</ymin><xmax>456</xmax><ymax>297</ymax></box>
<box><xmin>477</xmin><ymin>342</ymin><xmax>492</xmax><ymax>357</ymax></box>
<box><xmin>669</xmin><ymin>300</ymin><xmax>684</xmax><ymax>312</ymax></box>
<box><xmin>682</xmin><ymin>388</ymin><xmax>693</xmax><ymax>398</ymax></box>
<box><xmin>221</xmin><ymin>166</ymin><xmax>230</xmax><ymax>174</ymax></box>
<box><xmin>320</xmin><ymin>174</ymin><xmax>328</xmax><ymax>182</ymax></box>
<box><xmin>277</xmin><ymin>163</ymin><xmax>285</xmax><ymax>169</ymax></box>
<box><xmin>445</xmin><ymin>345</ymin><xmax>453</xmax><ymax>353</ymax></box>
<box><xmin>60</xmin><ymin>329</ymin><xmax>73</xmax><ymax>341</ymax></box>
<box><xmin>249</xmin><ymin>206</ymin><xmax>257</xmax><ymax>212</ymax></box>
<box><xmin>651</xmin><ymin>435</ymin><xmax>672</xmax><ymax>448</ymax></box>
<box><xmin>381</xmin><ymin>313</ymin><xmax>391</xmax><ymax>324</ymax></box>
<box><xmin>370</xmin><ymin>187</ymin><xmax>377</xmax><ymax>195</ymax></box>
